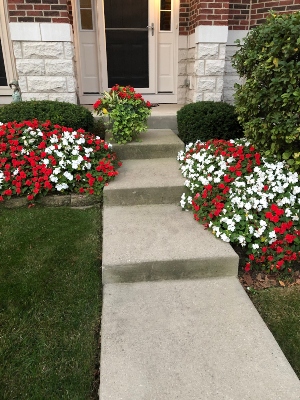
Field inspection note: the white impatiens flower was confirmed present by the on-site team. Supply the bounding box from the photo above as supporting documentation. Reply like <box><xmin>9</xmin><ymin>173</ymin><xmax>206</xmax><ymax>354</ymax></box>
<box><xmin>0</xmin><ymin>170</ymin><xmax>4</xmax><ymax>188</ymax></box>
<box><xmin>53</xmin><ymin>167</ymin><xmax>61</xmax><ymax>175</ymax></box>
<box><xmin>220</xmin><ymin>233</ymin><xmax>230</xmax><ymax>242</ymax></box>
<box><xmin>63</xmin><ymin>171</ymin><xmax>73</xmax><ymax>181</ymax></box>
<box><xmin>238</xmin><ymin>235</ymin><xmax>246</xmax><ymax>247</ymax></box>
<box><xmin>252</xmin><ymin>243</ymin><xmax>259</xmax><ymax>250</ymax></box>
<box><xmin>49</xmin><ymin>175</ymin><xmax>58</xmax><ymax>183</ymax></box>
<box><xmin>233</xmin><ymin>214</ymin><xmax>242</xmax><ymax>222</ymax></box>
<box><xmin>56</xmin><ymin>183</ymin><xmax>69</xmax><ymax>191</ymax></box>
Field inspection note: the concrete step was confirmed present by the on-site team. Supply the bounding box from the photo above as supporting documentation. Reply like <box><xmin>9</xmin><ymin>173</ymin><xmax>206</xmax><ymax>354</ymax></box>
<box><xmin>106</xmin><ymin>129</ymin><xmax>184</xmax><ymax>160</ymax></box>
<box><xmin>99</xmin><ymin>277</ymin><xmax>300</xmax><ymax>400</ymax></box>
<box><xmin>147</xmin><ymin>114</ymin><xmax>178</xmax><ymax>132</ymax></box>
<box><xmin>103</xmin><ymin>158</ymin><xmax>186</xmax><ymax>206</ymax></box>
<box><xmin>102</xmin><ymin>204</ymin><xmax>238</xmax><ymax>284</ymax></box>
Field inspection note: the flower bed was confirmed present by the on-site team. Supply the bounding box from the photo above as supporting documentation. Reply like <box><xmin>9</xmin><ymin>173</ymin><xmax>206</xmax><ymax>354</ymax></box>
<box><xmin>178</xmin><ymin>138</ymin><xmax>300</xmax><ymax>273</ymax></box>
<box><xmin>0</xmin><ymin>120</ymin><xmax>121</xmax><ymax>205</ymax></box>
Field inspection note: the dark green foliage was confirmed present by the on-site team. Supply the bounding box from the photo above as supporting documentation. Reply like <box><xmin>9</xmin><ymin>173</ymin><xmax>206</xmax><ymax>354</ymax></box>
<box><xmin>0</xmin><ymin>100</ymin><xmax>95</xmax><ymax>132</ymax></box>
<box><xmin>177</xmin><ymin>101</ymin><xmax>243</xmax><ymax>144</ymax></box>
<box><xmin>93</xmin><ymin>117</ymin><xmax>107</xmax><ymax>140</ymax></box>
<box><xmin>232</xmin><ymin>12</ymin><xmax>300</xmax><ymax>172</ymax></box>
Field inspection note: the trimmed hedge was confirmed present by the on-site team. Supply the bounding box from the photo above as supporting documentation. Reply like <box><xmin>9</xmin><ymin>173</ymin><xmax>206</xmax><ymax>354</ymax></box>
<box><xmin>177</xmin><ymin>101</ymin><xmax>243</xmax><ymax>144</ymax></box>
<box><xmin>0</xmin><ymin>100</ymin><xmax>95</xmax><ymax>132</ymax></box>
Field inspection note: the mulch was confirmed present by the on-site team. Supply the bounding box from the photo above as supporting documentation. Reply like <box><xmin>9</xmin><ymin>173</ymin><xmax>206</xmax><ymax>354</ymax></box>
<box><xmin>239</xmin><ymin>269</ymin><xmax>300</xmax><ymax>291</ymax></box>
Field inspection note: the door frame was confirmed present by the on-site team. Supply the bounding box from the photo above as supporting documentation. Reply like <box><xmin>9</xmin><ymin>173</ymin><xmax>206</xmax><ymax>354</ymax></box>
<box><xmin>0</xmin><ymin>0</ymin><xmax>17</xmax><ymax>102</ymax></box>
<box><xmin>73</xmin><ymin>0</ymin><xmax>179</xmax><ymax>104</ymax></box>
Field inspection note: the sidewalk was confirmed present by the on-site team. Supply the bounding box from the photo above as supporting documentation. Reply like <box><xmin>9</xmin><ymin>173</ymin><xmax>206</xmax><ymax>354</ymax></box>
<box><xmin>99</xmin><ymin>123</ymin><xmax>300</xmax><ymax>399</ymax></box>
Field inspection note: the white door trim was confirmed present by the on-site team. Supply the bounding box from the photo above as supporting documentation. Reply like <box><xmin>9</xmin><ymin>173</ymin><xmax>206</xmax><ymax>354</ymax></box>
<box><xmin>0</xmin><ymin>0</ymin><xmax>17</xmax><ymax>100</ymax></box>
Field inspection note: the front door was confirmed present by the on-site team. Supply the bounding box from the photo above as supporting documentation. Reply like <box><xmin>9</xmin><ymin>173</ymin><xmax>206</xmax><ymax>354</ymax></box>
<box><xmin>77</xmin><ymin>0</ymin><xmax>178</xmax><ymax>103</ymax></box>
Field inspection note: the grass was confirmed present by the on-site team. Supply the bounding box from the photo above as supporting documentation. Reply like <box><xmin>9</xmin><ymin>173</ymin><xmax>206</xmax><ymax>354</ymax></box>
<box><xmin>250</xmin><ymin>285</ymin><xmax>300</xmax><ymax>379</ymax></box>
<box><xmin>0</xmin><ymin>205</ymin><xmax>102</xmax><ymax>399</ymax></box>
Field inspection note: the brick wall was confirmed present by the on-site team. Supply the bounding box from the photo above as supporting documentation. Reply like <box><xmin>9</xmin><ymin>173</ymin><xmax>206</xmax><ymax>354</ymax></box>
<box><xmin>250</xmin><ymin>0</ymin><xmax>300</xmax><ymax>27</ymax></box>
<box><xmin>180</xmin><ymin>0</ymin><xmax>231</xmax><ymax>35</ymax></box>
<box><xmin>179</xmin><ymin>0</ymin><xmax>300</xmax><ymax>34</ymax></box>
<box><xmin>228</xmin><ymin>0</ymin><xmax>250</xmax><ymax>30</ymax></box>
<box><xmin>180</xmin><ymin>0</ymin><xmax>190</xmax><ymax>35</ymax></box>
<box><xmin>7</xmin><ymin>0</ymin><xmax>71</xmax><ymax>23</ymax></box>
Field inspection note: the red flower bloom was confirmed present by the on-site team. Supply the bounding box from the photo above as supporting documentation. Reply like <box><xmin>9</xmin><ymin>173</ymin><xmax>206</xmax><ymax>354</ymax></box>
<box><xmin>285</xmin><ymin>234</ymin><xmax>296</xmax><ymax>244</ymax></box>
<box><xmin>93</xmin><ymin>99</ymin><xmax>102</xmax><ymax>109</ymax></box>
<box><xmin>245</xmin><ymin>263</ymin><xmax>251</xmax><ymax>272</ymax></box>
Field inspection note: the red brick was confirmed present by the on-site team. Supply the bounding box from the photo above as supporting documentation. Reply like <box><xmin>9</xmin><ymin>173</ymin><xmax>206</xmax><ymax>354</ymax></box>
<box><xmin>52</xmin><ymin>17</ymin><xmax>70</xmax><ymax>22</ymax></box>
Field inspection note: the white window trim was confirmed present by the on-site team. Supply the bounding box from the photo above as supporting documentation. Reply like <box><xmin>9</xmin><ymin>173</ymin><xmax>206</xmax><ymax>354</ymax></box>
<box><xmin>0</xmin><ymin>0</ymin><xmax>17</xmax><ymax>97</ymax></box>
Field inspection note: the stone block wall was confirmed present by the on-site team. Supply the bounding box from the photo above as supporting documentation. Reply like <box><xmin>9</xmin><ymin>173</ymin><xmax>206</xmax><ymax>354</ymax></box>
<box><xmin>194</xmin><ymin>42</ymin><xmax>226</xmax><ymax>101</ymax></box>
<box><xmin>223</xmin><ymin>31</ymin><xmax>247</xmax><ymax>104</ymax></box>
<box><xmin>10</xmin><ymin>22</ymin><xmax>77</xmax><ymax>103</ymax></box>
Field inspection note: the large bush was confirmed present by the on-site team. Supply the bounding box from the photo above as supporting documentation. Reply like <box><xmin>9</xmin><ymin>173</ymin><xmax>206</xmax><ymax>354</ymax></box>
<box><xmin>232</xmin><ymin>12</ymin><xmax>300</xmax><ymax>173</ymax></box>
<box><xmin>177</xmin><ymin>101</ymin><xmax>243</xmax><ymax>144</ymax></box>
<box><xmin>0</xmin><ymin>100</ymin><xmax>95</xmax><ymax>132</ymax></box>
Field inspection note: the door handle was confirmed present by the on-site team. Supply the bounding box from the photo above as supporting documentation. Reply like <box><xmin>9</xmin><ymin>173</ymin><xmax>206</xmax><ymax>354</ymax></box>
<box><xmin>147</xmin><ymin>23</ymin><xmax>154</xmax><ymax>36</ymax></box>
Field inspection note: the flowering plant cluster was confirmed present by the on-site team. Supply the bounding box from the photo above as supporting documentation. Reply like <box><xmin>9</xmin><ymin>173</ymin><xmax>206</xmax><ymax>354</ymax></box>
<box><xmin>178</xmin><ymin>138</ymin><xmax>300</xmax><ymax>273</ymax></box>
<box><xmin>0</xmin><ymin>120</ymin><xmax>121</xmax><ymax>203</ymax></box>
<box><xmin>93</xmin><ymin>84</ymin><xmax>151</xmax><ymax>144</ymax></box>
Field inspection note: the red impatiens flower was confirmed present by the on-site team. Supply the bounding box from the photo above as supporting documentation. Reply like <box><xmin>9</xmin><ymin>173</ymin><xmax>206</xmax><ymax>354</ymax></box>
<box><xmin>245</xmin><ymin>263</ymin><xmax>251</xmax><ymax>272</ymax></box>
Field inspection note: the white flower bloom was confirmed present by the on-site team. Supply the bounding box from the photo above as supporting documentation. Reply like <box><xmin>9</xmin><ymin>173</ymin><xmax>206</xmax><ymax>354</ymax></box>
<box><xmin>53</xmin><ymin>167</ymin><xmax>61</xmax><ymax>175</ymax></box>
<box><xmin>56</xmin><ymin>183</ymin><xmax>69</xmax><ymax>191</ymax></box>
<box><xmin>233</xmin><ymin>214</ymin><xmax>242</xmax><ymax>222</ymax></box>
<box><xmin>50</xmin><ymin>136</ymin><xmax>58</xmax><ymax>143</ymax></box>
<box><xmin>63</xmin><ymin>171</ymin><xmax>73</xmax><ymax>181</ymax></box>
<box><xmin>252</xmin><ymin>243</ymin><xmax>259</xmax><ymax>250</ymax></box>
<box><xmin>244</xmin><ymin>202</ymin><xmax>252</xmax><ymax>210</ymax></box>
<box><xmin>49</xmin><ymin>175</ymin><xmax>58</xmax><ymax>183</ymax></box>
<box><xmin>220</xmin><ymin>233</ymin><xmax>230</xmax><ymax>242</ymax></box>
<box><xmin>238</xmin><ymin>235</ymin><xmax>246</xmax><ymax>246</ymax></box>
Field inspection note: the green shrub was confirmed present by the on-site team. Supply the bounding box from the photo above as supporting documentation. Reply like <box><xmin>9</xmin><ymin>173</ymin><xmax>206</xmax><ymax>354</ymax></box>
<box><xmin>93</xmin><ymin>118</ymin><xmax>107</xmax><ymax>140</ymax></box>
<box><xmin>232</xmin><ymin>12</ymin><xmax>300</xmax><ymax>173</ymax></box>
<box><xmin>0</xmin><ymin>100</ymin><xmax>95</xmax><ymax>132</ymax></box>
<box><xmin>177</xmin><ymin>101</ymin><xmax>243</xmax><ymax>144</ymax></box>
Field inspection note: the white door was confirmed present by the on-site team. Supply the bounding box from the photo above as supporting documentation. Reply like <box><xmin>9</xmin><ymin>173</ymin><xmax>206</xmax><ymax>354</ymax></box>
<box><xmin>77</xmin><ymin>0</ymin><xmax>178</xmax><ymax>103</ymax></box>
<box><xmin>77</xmin><ymin>0</ymin><xmax>101</xmax><ymax>97</ymax></box>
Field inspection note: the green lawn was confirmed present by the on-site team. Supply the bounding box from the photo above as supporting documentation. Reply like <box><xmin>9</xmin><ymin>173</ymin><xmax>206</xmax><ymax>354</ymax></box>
<box><xmin>250</xmin><ymin>285</ymin><xmax>300</xmax><ymax>379</ymax></box>
<box><xmin>0</xmin><ymin>206</ymin><xmax>102</xmax><ymax>399</ymax></box>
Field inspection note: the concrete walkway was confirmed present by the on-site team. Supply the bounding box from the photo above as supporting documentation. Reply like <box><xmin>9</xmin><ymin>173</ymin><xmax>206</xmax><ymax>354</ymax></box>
<box><xmin>99</xmin><ymin>118</ymin><xmax>300</xmax><ymax>399</ymax></box>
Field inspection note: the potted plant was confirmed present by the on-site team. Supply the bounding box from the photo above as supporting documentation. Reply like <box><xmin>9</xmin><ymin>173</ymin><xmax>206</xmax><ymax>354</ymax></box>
<box><xmin>93</xmin><ymin>85</ymin><xmax>152</xmax><ymax>144</ymax></box>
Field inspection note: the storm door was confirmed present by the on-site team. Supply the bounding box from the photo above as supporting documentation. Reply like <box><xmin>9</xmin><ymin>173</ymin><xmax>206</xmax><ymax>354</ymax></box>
<box><xmin>104</xmin><ymin>0</ymin><xmax>155</xmax><ymax>91</ymax></box>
